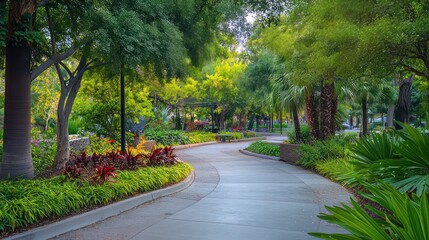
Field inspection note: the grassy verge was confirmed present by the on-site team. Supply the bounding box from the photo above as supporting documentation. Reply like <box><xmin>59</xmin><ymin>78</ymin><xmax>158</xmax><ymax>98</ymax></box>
<box><xmin>245</xmin><ymin>141</ymin><xmax>280</xmax><ymax>157</ymax></box>
<box><xmin>0</xmin><ymin>163</ymin><xmax>192</xmax><ymax>234</ymax></box>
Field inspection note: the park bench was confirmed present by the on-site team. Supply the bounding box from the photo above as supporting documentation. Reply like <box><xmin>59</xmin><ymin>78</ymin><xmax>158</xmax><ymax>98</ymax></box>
<box><xmin>217</xmin><ymin>134</ymin><xmax>233</xmax><ymax>142</ymax></box>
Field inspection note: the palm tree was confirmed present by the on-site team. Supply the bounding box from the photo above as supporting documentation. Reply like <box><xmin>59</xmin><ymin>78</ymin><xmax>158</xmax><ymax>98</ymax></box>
<box><xmin>345</xmin><ymin>78</ymin><xmax>394</xmax><ymax>135</ymax></box>
<box><xmin>271</xmin><ymin>74</ymin><xmax>305</xmax><ymax>142</ymax></box>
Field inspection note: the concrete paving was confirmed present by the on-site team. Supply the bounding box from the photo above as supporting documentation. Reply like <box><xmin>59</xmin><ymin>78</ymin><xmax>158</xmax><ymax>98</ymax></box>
<box><xmin>53</xmin><ymin>141</ymin><xmax>352</xmax><ymax>240</ymax></box>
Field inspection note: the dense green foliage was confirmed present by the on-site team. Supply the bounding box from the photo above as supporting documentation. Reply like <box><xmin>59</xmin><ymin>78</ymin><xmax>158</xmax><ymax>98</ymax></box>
<box><xmin>297</xmin><ymin>134</ymin><xmax>356</xmax><ymax>168</ymax></box>
<box><xmin>315</xmin><ymin>158</ymin><xmax>354</xmax><ymax>183</ymax></box>
<box><xmin>219</xmin><ymin>131</ymin><xmax>244</xmax><ymax>140</ymax></box>
<box><xmin>143</xmin><ymin>129</ymin><xmax>216</xmax><ymax>146</ymax></box>
<box><xmin>312</xmin><ymin>125</ymin><xmax>429</xmax><ymax>238</ymax></box>
<box><xmin>350</xmin><ymin>125</ymin><xmax>429</xmax><ymax>196</ymax></box>
<box><xmin>144</xmin><ymin>129</ymin><xmax>190</xmax><ymax>146</ymax></box>
<box><xmin>245</xmin><ymin>141</ymin><xmax>280</xmax><ymax>157</ymax></box>
<box><xmin>286</xmin><ymin>125</ymin><xmax>310</xmax><ymax>144</ymax></box>
<box><xmin>310</xmin><ymin>184</ymin><xmax>429</xmax><ymax>240</ymax></box>
<box><xmin>0</xmin><ymin>163</ymin><xmax>192</xmax><ymax>232</ymax></box>
<box><xmin>185</xmin><ymin>132</ymin><xmax>217</xmax><ymax>144</ymax></box>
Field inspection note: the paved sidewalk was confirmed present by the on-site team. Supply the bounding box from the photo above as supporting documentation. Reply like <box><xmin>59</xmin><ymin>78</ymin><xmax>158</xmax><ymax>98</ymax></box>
<box><xmin>54</xmin><ymin>142</ymin><xmax>351</xmax><ymax>240</ymax></box>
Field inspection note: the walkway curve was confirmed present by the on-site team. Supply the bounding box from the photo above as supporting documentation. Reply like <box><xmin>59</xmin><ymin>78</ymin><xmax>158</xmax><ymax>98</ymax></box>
<box><xmin>54</xmin><ymin>141</ymin><xmax>351</xmax><ymax>240</ymax></box>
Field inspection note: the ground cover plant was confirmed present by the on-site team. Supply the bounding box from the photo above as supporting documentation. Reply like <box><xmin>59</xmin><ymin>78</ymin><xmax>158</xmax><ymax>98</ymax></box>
<box><xmin>245</xmin><ymin>141</ymin><xmax>280</xmax><ymax>157</ymax></box>
<box><xmin>0</xmin><ymin>163</ymin><xmax>192</xmax><ymax>234</ymax></box>
<box><xmin>311</xmin><ymin>125</ymin><xmax>429</xmax><ymax>238</ymax></box>
<box><xmin>310</xmin><ymin>183</ymin><xmax>429</xmax><ymax>240</ymax></box>
<box><xmin>349</xmin><ymin>124</ymin><xmax>429</xmax><ymax>196</ymax></box>
<box><xmin>0</xmin><ymin>135</ymin><xmax>192</xmax><ymax>236</ymax></box>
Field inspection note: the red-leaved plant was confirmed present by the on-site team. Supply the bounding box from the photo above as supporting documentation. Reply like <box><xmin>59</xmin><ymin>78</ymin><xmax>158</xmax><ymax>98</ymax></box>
<box><xmin>64</xmin><ymin>164</ymin><xmax>84</xmax><ymax>179</ymax></box>
<box><xmin>144</xmin><ymin>146</ymin><xmax>178</xmax><ymax>166</ymax></box>
<box><xmin>92</xmin><ymin>164</ymin><xmax>117</xmax><ymax>183</ymax></box>
<box><xmin>119</xmin><ymin>146</ymin><xmax>144</xmax><ymax>170</ymax></box>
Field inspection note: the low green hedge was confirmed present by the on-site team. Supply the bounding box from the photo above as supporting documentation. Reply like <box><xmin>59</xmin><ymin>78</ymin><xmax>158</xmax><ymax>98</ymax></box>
<box><xmin>0</xmin><ymin>163</ymin><xmax>192</xmax><ymax>232</ymax></box>
<box><xmin>184</xmin><ymin>131</ymin><xmax>216</xmax><ymax>144</ymax></box>
<box><xmin>245</xmin><ymin>141</ymin><xmax>280</xmax><ymax>157</ymax></box>
<box><xmin>219</xmin><ymin>131</ymin><xmax>243</xmax><ymax>140</ymax></box>
<box><xmin>144</xmin><ymin>129</ymin><xmax>189</xmax><ymax>146</ymax></box>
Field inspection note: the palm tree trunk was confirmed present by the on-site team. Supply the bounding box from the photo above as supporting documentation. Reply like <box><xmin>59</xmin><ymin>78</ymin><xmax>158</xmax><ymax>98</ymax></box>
<box><xmin>0</xmin><ymin>0</ymin><xmax>36</xmax><ymax>179</ymax></box>
<box><xmin>305</xmin><ymin>88</ymin><xmax>319</xmax><ymax>143</ymax></box>
<box><xmin>292</xmin><ymin>104</ymin><xmax>302</xmax><ymax>142</ymax></box>
<box><xmin>319</xmin><ymin>81</ymin><xmax>337</xmax><ymax>138</ymax></box>
<box><xmin>319</xmin><ymin>81</ymin><xmax>332</xmax><ymax>140</ymax></box>
<box><xmin>330</xmin><ymin>88</ymin><xmax>338</xmax><ymax>135</ymax></box>
<box><xmin>362</xmin><ymin>95</ymin><xmax>368</xmax><ymax>136</ymax></box>
<box><xmin>395</xmin><ymin>75</ymin><xmax>414</xmax><ymax>127</ymax></box>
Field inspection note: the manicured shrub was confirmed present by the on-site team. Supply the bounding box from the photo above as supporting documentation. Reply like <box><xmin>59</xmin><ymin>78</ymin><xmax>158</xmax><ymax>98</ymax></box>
<box><xmin>144</xmin><ymin>129</ymin><xmax>189</xmax><ymax>146</ymax></box>
<box><xmin>245</xmin><ymin>141</ymin><xmax>280</xmax><ymax>157</ymax></box>
<box><xmin>243</xmin><ymin>131</ymin><xmax>256</xmax><ymax>138</ymax></box>
<box><xmin>219</xmin><ymin>131</ymin><xmax>243</xmax><ymax>140</ymax></box>
<box><xmin>184</xmin><ymin>131</ymin><xmax>216</xmax><ymax>143</ymax></box>
<box><xmin>0</xmin><ymin>163</ymin><xmax>192</xmax><ymax>232</ymax></box>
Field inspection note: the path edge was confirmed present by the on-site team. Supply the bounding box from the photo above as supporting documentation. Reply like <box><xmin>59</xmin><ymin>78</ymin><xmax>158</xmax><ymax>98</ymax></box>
<box><xmin>6</xmin><ymin>171</ymin><xmax>195</xmax><ymax>240</ymax></box>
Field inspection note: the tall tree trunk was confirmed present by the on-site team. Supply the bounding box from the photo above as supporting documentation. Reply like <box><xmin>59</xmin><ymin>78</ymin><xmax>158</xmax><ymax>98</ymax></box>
<box><xmin>0</xmin><ymin>0</ymin><xmax>36</xmax><ymax>179</ymax></box>
<box><xmin>247</xmin><ymin>113</ymin><xmax>254</xmax><ymax>130</ymax></box>
<box><xmin>319</xmin><ymin>81</ymin><xmax>335</xmax><ymax>140</ymax></box>
<box><xmin>330</xmin><ymin>88</ymin><xmax>338</xmax><ymax>135</ymax></box>
<box><xmin>54</xmin><ymin>57</ymin><xmax>88</xmax><ymax>170</ymax></box>
<box><xmin>220</xmin><ymin>111</ymin><xmax>225</xmax><ymax>130</ymax></box>
<box><xmin>279</xmin><ymin>110</ymin><xmax>283</xmax><ymax>135</ymax></box>
<box><xmin>395</xmin><ymin>75</ymin><xmax>414</xmax><ymax>127</ymax></box>
<box><xmin>292</xmin><ymin>104</ymin><xmax>302</xmax><ymax>142</ymax></box>
<box><xmin>238</xmin><ymin>113</ymin><xmax>242</xmax><ymax>130</ymax></box>
<box><xmin>387</xmin><ymin>104</ymin><xmax>395</xmax><ymax>128</ymax></box>
<box><xmin>305</xmin><ymin>88</ymin><xmax>319</xmax><ymax>143</ymax></box>
<box><xmin>349</xmin><ymin>115</ymin><xmax>353</xmax><ymax>129</ymax></box>
<box><xmin>175</xmin><ymin>107</ymin><xmax>181</xmax><ymax>130</ymax></box>
<box><xmin>362</xmin><ymin>95</ymin><xmax>368</xmax><ymax>136</ymax></box>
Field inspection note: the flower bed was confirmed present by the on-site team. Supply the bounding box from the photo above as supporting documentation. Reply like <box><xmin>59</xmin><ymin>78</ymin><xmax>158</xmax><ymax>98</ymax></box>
<box><xmin>0</xmin><ymin>162</ymin><xmax>192</xmax><ymax>235</ymax></box>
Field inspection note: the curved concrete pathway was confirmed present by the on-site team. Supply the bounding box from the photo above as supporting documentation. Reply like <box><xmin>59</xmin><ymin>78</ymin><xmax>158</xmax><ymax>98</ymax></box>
<box><xmin>54</xmin><ymin>141</ymin><xmax>351</xmax><ymax>240</ymax></box>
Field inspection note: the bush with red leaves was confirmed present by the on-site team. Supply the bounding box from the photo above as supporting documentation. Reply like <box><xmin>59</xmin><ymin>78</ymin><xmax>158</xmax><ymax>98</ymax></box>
<box><xmin>144</xmin><ymin>146</ymin><xmax>180</xmax><ymax>166</ymax></box>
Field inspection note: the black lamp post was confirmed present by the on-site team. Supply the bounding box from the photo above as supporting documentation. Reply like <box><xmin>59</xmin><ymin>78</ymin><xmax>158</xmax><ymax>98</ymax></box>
<box><xmin>120</xmin><ymin>63</ymin><xmax>126</xmax><ymax>152</ymax></box>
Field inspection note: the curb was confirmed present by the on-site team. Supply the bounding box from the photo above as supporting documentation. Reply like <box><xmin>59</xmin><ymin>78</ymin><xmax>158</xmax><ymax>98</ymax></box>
<box><xmin>238</xmin><ymin>149</ymin><xmax>280</xmax><ymax>161</ymax></box>
<box><xmin>174</xmin><ymin>141</ymin><xmax>217</xmax><ymax>150</ymax></box>
<box><xmin>229</xmin><ymin>137</ymin><xmax>266</xmax><ymax>142</ymax></box>
<box><xmin>174</xmin><ymin>137</ymin><xmax>266</xmax><ymax>150</ymax></box>
<box><xmin>6</xmin><ymin>171</ymin><xmax>195</xmax><ymax>240</ymax></box>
